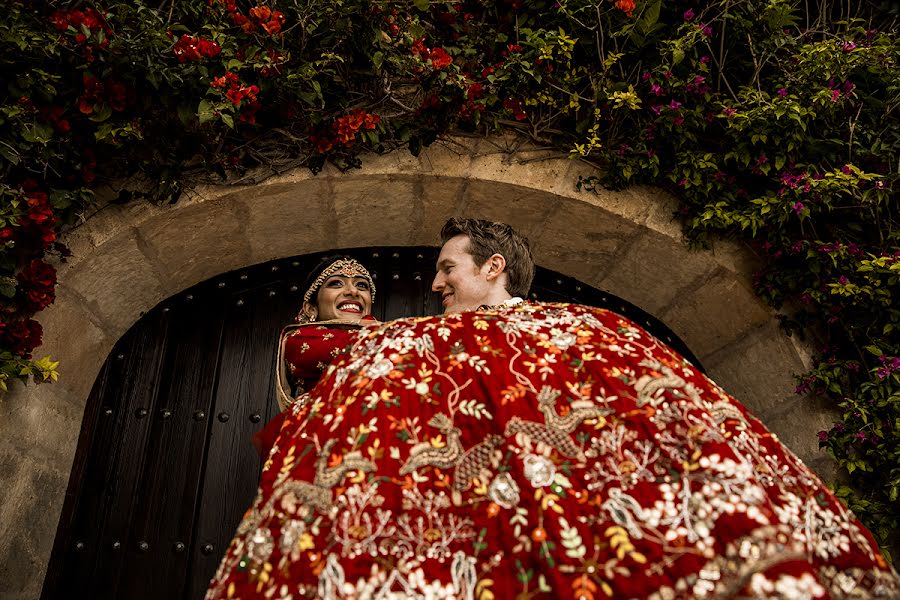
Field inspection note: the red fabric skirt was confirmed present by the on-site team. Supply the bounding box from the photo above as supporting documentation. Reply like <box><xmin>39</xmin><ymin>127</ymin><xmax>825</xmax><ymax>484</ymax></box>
<box><xmin>207</xmin><ymin>302</ymin><xmax>898</xmax><ymax>599</ymax></box>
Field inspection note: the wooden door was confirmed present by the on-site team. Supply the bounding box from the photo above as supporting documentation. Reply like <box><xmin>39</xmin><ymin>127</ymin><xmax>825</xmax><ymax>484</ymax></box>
<box><xmin>42</xmin><ymin>247</ymin><xmax>700</xmax><ymax>600</ymax></box>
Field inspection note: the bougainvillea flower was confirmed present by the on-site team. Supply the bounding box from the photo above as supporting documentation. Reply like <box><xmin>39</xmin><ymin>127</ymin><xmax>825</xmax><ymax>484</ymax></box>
<box><xmin>429</xmin><ymin>48</ymin><xmax>453</xmax><ymax>69</ymax></box>
<box><xmin>250</xmin><ymin>6</ymin><xmax>285</xmax><ymax>34</ymax></box>
<box><xmin>16</xmin><ymin>260</ymin><xmax>57</xmax><ymax>312</ymax></box>
<box><xmin>0</xmin><ymin>318</ymin><xmax>43</xmax><ymax>358</ymax></box>
<box><xmin>615</xmin><ymin>0</ymin><xmax>636</xmax><ymax>17</ymax></box>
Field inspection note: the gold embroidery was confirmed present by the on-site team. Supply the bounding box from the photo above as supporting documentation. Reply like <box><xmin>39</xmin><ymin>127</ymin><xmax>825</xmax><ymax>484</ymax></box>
<box><xmin>454</xmin><ymin>434</ymin><xmax>504</xmax><ymax>492</ymax></box>
<box><xmin>399</xmin><ymin>413</ymin><xmax>463</xmax><ymax>475</ymax></box>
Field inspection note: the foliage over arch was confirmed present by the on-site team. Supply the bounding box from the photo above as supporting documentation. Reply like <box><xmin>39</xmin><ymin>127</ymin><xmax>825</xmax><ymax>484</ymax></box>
<box><xmin>1</xmin><ymin>0</ymin><xmax>898</xmax><ymax>553</ymax></box>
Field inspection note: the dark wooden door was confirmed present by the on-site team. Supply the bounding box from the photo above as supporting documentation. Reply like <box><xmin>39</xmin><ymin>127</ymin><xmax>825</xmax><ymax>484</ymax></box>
<box><xmin>42</xmin><ymin>246</ymin><xmax>700</xmax><ymax>600</ymax></box>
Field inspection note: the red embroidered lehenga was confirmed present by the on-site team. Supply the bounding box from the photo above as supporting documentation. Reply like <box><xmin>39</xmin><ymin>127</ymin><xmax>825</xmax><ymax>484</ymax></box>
<box><xmin>207</xmin><ymin>302</ymin><xmax>899</xmax><ymax>599</ymax></box>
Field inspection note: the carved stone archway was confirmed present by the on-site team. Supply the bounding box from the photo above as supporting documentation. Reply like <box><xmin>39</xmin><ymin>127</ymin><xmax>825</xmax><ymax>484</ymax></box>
<box><xmin>0</xmin><ymin>137</ymin><xmax>830</xmax><ymax>599</ymax></box>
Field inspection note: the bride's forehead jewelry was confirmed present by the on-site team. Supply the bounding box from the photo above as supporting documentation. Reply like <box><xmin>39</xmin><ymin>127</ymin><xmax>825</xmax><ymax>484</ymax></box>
<box><xmin>303</xmin><ymin>258</ymin><xmax>376</xmax><ymax>304</ymax></box>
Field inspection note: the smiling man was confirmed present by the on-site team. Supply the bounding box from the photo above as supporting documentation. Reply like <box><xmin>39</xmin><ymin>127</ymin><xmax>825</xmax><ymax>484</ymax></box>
<box><xmin>432</xmin><ymin>217</ymin><xmax>535</xmax><ymax>313</ymax></box>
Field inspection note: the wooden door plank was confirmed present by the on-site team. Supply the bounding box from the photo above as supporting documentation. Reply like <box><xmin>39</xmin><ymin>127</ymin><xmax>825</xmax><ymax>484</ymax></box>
<box><xmin>184</xmin><ymin>283</ymin><xmax>289</xmax><ymax>600</ymax></box>
<box><xmin>116</xmin><ymin>297</ymin><xmax>225</xmax><ymax>600</ymax></box>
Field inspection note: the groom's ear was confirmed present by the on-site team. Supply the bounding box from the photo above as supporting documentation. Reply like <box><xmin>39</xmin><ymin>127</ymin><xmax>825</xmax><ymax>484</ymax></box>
<box><xmin>484</xmin><ymin>253</ymin><xmax>507</xmax><ymax>281</ymax></box>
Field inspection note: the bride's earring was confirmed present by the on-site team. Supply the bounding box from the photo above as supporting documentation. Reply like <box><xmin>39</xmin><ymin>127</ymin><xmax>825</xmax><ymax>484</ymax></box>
<box><xmin>296</xmin><ymin>306</ymin><xmax>317</xmax><ymax>324</ymax></box>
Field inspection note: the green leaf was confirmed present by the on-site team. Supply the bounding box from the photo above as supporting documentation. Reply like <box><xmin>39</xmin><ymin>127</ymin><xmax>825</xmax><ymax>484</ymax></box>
<box><xmin>89</xmin><ymin>104</ymin><xmax>113</xmax><ymax>123</ymax></box>
<box><xmin>198</xmin><ymin>100</ymin><xmax>216</xmax><ymax>124</ymax></box>
<box><xmin>0</xmin><ymin>144</ymin><xmax>20</xmax><ymax>165</ymax></box>
<box><xmin>21</xmin><ymin>122</ymin><xmax>53</xmax><ymax>143</ymax></box>
<box><xmin>413</xmin><ymin>0</ymin><xmax>430</xmax><ymax>11</ymax></box>
<box><xmin>177</xmin><ymin>104</ymin><xmax>196</xmax><ymax>126</ymax></box>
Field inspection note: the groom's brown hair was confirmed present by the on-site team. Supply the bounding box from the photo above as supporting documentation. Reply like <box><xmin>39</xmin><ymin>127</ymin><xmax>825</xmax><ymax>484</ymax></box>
<box><xmin>440</xmin><ymin>217</ymin><xmax>535</xmax><ymax>297</ymax></box>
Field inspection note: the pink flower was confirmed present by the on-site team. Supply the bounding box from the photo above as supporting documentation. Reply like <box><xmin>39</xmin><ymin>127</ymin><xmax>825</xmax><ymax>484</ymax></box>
<box><xmin>777</xmin><ymin>87</ymin><xmax>788</xmax><ymax>97</ymax></box>
<box><xmin>650</xmin><ymin>83</ymin><xmax>663</xmax><ymax>96</ymax></box>
<box><xmin>792</xmin><ymin>201</ymin><xmax>805</xmax><ymax>215</ymax></box>
<box><xmin>831</xmin><ymin>89</ymin><xmax>841</xmax><ymax>102</ymax></box>
<box><xmin>683</xmin><ymin>8</ymin><xmax>695</xmax><ymax>20</ymax></box>
<box><xmin>700</xmin><ymin>24</ymin><xmax>713</xmax><ymax>37</ymax></box>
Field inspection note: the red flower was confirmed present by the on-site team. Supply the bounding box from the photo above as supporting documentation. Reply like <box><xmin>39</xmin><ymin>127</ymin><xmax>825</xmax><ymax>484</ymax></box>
<box><xmin>503</xmin><ymin>98</ymin><xmax>527</xmax><ymax>121</ymax></box>
<box><xmin>106</xmin><ymin>81</ymin><xmax>128</xmax><ymax>112</ymax></box>
<box><xmin>198</xmin><ymin>39</ymin><xmax>222</xmax><ymax>59</ymax></box>
<box><xmin>249</xmin><ymin>6</ymin><xmax>285</xmax><ymax>34</ymax></box>
<box><xmin>331</xmin><ymin>110</ymin><xmax>380</xmax><ymax>146</ymax></box>
<box><xmin>614</xmin><ymin>0</ymin><xmax>636</xmax><ymax>17</ymax></box>
<box><xmin>49</xmin><ymin>10</ymin><xmax>71</xmax><ymax>31</ymax></box>
<box><xmin>173</xmin><ymin>35</ymin><xmax>202</xmax><ymax>62</ymax></box>
<box><xmin>232</xmin><ymin>12</ymin><xmax>252</xmax><ymax>31</ymax></box>
<box><xmin>78</xmin><ymin>74</ymin><xmax>128</xmax><ymax>114</ymax></box>
<box><xmin>14</xmin><ymin>189</ymin><xmax>58</xmax><ymax>249</ymax></box>
<box><xmin>260</xmin><ymin>49</ymin><xmax>286</xmax><ymax>77</ymax></box>
<box><xmin>429</xmin><ymin>48</ymin><xmax>453</xmax><ymax>69</ymax></box>
<box><xmin>16</xmin><ymin>260</ymin><xmax>57</xmax><ymax>312</ymax></box>
<box><xmin>0</xmin><ymin>318</ymin><xmax>44</xmax><ymax>358</ymax></box>
<box><xmin>226</xmin><ymin>84</ymin><xmax>260</xmax><ymax>106</ymax></box>
<box><xmin>411</xmin><ymin>38</ymin><xmax>428</xmax><ymax>57</ymax></box>
<box><xmin>79</xmin><ymin>74</ymin><xmax>103</xmax><ymax>114</ymax></box>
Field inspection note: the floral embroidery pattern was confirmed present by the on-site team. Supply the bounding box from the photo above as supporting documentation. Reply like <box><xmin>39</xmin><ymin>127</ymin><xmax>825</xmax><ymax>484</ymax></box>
<box><xmin>207</xmin><ymin>303</ymin><xmax>899</xmax><ymax>599</ymax></box>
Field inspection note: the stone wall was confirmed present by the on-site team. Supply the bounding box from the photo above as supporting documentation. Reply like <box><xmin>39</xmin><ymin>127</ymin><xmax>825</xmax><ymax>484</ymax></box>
<box><xmin>0</xmin><ymin>136</ymin><xmax>832</xmax><ymax>599</ymax></box>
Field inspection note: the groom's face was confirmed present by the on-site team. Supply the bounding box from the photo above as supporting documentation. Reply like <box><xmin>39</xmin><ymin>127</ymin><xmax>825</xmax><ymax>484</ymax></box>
<box><xmin>432</xmin><ymin>234</ymin><xmax>493</xmax><ymax>313</ymax></box>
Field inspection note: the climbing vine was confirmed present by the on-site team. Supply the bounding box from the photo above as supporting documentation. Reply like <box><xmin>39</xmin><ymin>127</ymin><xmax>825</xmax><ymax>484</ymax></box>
<box><xmin>1</xmin><ymin>0</ymin><xmax>897</xmax><ymax>553</ymax></box>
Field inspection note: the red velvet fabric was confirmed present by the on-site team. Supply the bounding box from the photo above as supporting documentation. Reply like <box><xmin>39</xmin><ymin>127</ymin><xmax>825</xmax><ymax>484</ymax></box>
<box><xmin>211</xmin><ymin>303</ymin><xmax>898</xmax><ymax>599</ymax></box>
<box><xmin>252</xmin><ymin>324</ymin><xmax>369</xmax><ymax>458</ymax></box>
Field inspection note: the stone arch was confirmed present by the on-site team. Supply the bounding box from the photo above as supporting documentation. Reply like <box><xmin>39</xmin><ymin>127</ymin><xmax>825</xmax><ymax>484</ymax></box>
<box><xmin>0</xmin><ymin>136</ymin><xmax>829</xmax><ymax>599</ymax></box>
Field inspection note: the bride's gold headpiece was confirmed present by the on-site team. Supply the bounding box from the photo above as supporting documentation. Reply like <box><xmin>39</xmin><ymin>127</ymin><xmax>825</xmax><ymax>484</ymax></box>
<box><xmin>302</xmin><ymin>258</ymin><xmax>376</xmax><ymax>305</ymax></box>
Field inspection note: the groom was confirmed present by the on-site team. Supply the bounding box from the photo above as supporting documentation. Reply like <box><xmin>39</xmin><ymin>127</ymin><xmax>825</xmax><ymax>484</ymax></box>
<box><xmin>432</xmin><ymin>217</ymin><xmax>535</xmax><ymax>313</ymax></box>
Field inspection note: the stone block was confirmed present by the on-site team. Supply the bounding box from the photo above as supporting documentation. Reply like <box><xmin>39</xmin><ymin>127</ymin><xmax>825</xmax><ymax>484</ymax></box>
<box><xmin>598</xmin><ymin>229</ymin><xmax>718</xmax><ymax>315</ymax></box>
<box><xmin>0</xmin><ymin>382</ymin><xmax>83</xmax><ymax>475</ymax></box>
<box><xmin>637</xmin><ymin>187</ymin><xmax>683</xmax><ymax>239</ymax></box>
<box><xmin>660</xmin><ymin>267</ymin><xmax>772</xmax><ymax>358</ymax></box>
<box><xmin>530</xmin><ymin>195</ymin><xmax>644</xmax><ymax>285</ymax></box>
<box><xmin>0</xmin><ymin>449</ymin><xmax>70</xmax><ymax>600</ymax></box>
<box><xmin>331</xmin><ymin>175</ymin><xmax>418</xmax><ymax>248</ymax></box>
<box><xmin>565</xmin><ymin>170</ymin><xmax>659</xmax><ymax>227</ymax></box>
<box><xmin>61</xmin><ymin>200</ymin><xmax>164</xmax><ymax>273</ymax></box>
<box><xmin>233</xmin><ymin>180</ymin><xmax>337</xmax><ymax>264</ymax></box>
<box><xmin>61</xmin><ymin>232</ymin><xmax>167</xmax><ymax>336</ymax></box>
<box><xmin>414</xmin><ymin>177</ymin><xmax>467</xmax><ymax>246</ymax></box>
<box><xmin>703</xmin><ymin>320</ymin><xmax>809</xmax><ymax>416</ymax></box>
<box><xmin>357</xmin><ymin>148</ymin><xmax>422</xmax><ymax>176</ymax></box>
<box><xmin>755</xmin><ymin>394</ymin><xmax>838</xmax><ymax>473</ymax></box>
<box><xmin>467</xmin><ymin>150</ymin><xmax>571</xmax><ymax>200</ymax></box>
<box><xmin>415</xmin><ymin>140</ymin><xmax>477</xmax><ymax>180</ymax></box>
<box><xmin>708</xmin><ymin>238</ymin><xmax>763</xmax><ymax>278</ymax></box>
<box><xmin>136</xmin><ymin>197</ymin><xmax>253</xmax><ymax>293</ymax></box>
<box><xmin>34</xmin><ymin>286</ymin><xmax>113</xmax><ymax>400</ymax></box>
<box><xmin>460</xmin><ymin>179</ymin><xmax>560</xmax><ymax>240</ymax></box>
